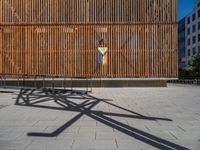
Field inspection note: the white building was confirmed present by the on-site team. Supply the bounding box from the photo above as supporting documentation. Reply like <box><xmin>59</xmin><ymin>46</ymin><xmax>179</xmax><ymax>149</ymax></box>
<box><xmin>184</xmin><ymin>2</ymin><xmax>200</xmax><ymax>68</ymax></box>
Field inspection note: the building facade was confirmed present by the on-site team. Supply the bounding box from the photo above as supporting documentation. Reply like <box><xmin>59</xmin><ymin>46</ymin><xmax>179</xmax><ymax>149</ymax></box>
<box><xmin>179</xmin><ymin>1</ymin><xmax>200</xmax><ymax>70</ymax></box>
<box><xmin>0</xmin><ymin>0</ymin><xmax>178</xmax><ymax>78</ymax></box>
<box><xmin>178</xmin><ymin>18</ymin><xmax>186</xmax><ymax>69</ymax></box>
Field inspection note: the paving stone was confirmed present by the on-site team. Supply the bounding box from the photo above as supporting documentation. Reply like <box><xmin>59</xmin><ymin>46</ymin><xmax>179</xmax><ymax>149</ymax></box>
<box><xmin>0</xmin><ymin>84</ymin><xmax>199</xmax><ymax>150</ymax></box>
<box><xmin>79</xmin><ymin>126</ymin><xmax>114</xmax><ymax>133</ymax></box>
<box><xmin>0</xmin><ymin>120</ymin><xmax>37</xmax><ymax>127</ymax></box>
<box><xmin>16</xmin><ymin>132</ymin><xmax>57</xmax><ymax>141</ymax></box>
<box><xmin>71</xmin><ymin>149</ymin><xmax>94</xmax><ymax>150</ymax></box>
<box><xmin>56</xmin><ymin>132</ymin><xmax>95</xmax><ymax>140</ymax></box>
<box><xmin>44</xmin><ymin>125</ymin><xmax>79</xmax><ymax>133</ymax></box>
<box><xmin>95</xmin><ymin>131</ymin><xmax>116</xmax><ymax>140</ymax></box>
<box><xmin>0</xmin><ymin>140</ymin><xmax>31</xmax><ymax>150</ymax></box>
<box><xmin>33</xmin><ymin>120</ymin><xmax>70</xmax><ymax>127</ymax></box>
<box><xmin>25</xmin><ymin>140</ymin><xmax>73</xmax><ymax>150</ymax></box>
<box><xmin>74</xmin><ymin>120</ymin><xmax>97</xmax><ymax>127</ymax></box>
<box><xmin>71</xmin><ymin>139</ymin><xmax>117</xmax><ymax>149</ymax></box>
<box><xmin>116</xmin><ymin>139</ymin><xmax>159</xmax><ymax>150</ymax></box>
<box><xmin>0</xmin><ymin>131</ymin><xmax>24</xmax><ymax>140</ymax></box>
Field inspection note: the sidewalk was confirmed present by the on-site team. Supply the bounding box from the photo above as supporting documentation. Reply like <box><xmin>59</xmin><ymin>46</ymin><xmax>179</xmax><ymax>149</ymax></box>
<box><xmin>0</xmin><ymin>84</ymin><xmax>199</xmax><ymax>150</ymax></box>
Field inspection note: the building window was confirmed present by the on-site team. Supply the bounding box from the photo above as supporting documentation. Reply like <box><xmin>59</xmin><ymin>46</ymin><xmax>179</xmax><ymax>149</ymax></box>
<box><xmin>198</xmin><ymin>22</ymin><xmax>200</xmax><ymax>30</ymax></box>
<box><xmin>198</xmin><ymin>10</ymin><xmax>200</xmax><ymax>18</ymax></box>
<box><xmin>198</xmin><ymin>46</ymin><xmax>200</xmax><ymax>53</ymax></box>
<box><xmin>198</xmin><ymin>2</ymin><xmax>200</xmax><ymax>8</ymax></box>
<box><xmin>198</xmin><ymin>34</ymin><xmax>200</xmax><ymax>42</ymax></box>
<box><xmin>188</xmin><ymin>60</ymin><xmax>191</xmax><ymax>65</ymax></box>
<box><xmin>187</xmin><ymin>17</ymin><xmax>190</xmax><ymax>24</ymax></box>
<box><xmin>187</xmin><ymin>38</ymin><xmax>191</xmax><ymax>46</ymax></box>
<box><xmin>192</xmin><ymin>13</ymin><xmax>196</xmax><ymax>21</ymax></box>
<box><xmin>192</xmin><ymin>25</ymin><xmax>196</xmax><ymax>33</ymax></box>
<box><xmin>193</xmin><ymin>48</ymin><xmax>196</xmax><ymax>55</ymax></box>
<box><xmin>188</xmin><ymin>49</ymin><xmax>191</xmax><ymax>56</ymax></box>
<box><xmin>187</xmin><ymin>28</ymin><xmax>190</xmax><ymax>35</ymax></box>
<box><xmin>192</xmin><ymin>36</ymin><xmax>196</xmax><ymax>44</ymax></box>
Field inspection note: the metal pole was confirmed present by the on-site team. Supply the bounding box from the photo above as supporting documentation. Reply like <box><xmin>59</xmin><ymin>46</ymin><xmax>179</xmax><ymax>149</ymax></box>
<box><xmin>34</xmin><ymin>75</ymin><xmax>37</xmax><ymax>89</ymax></box>
<box><xmin>71</xmin><ymin>77</ymin><xmax>73</xmax><ymax>91</ymax></box>
<box><xmin>90</xmin><ymin>77</ymin><xmax>92</xmax><ymax>93</ymax></box>
<box><xmin>17</xmin><ymin>74</ymin><xmax>20</xmax><ymax>87</ymax></box>
<box><xmin>4</xmin><ymin>74</ymin><xmax>6</xmax><ymax>89</ymax></box>
<box><xmin>23</xmin><ymin>74</ymin><xmax>25</xmax><ymax>89</ymax></box>
<box><xmin>42</xmin><ymin>75</ymin><xmax>45</xmax><ymax>89</ymax></box>
<box><xmin>0</xmin><ymin>75</ymin><xmax>2</xmax><ymax>87</ymax></box>
<box><xmin>52</xmin><ymin>76</ymin><xmax>54</xmax><ymax>91</ymax></box>
<box><xmin>64</xmin><ymin>76</ymin><xmax>66</xmax><ymax>90</ymax></box>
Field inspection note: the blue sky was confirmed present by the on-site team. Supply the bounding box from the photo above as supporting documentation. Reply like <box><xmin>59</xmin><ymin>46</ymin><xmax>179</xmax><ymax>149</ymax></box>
<box><xmin>178</xmin><ymin>0</ymin><xmax>196</xmax><ymax>21</ymax></box>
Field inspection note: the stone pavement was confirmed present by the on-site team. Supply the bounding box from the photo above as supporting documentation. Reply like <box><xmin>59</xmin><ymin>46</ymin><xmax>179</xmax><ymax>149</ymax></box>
<box><xmin>0</xmin><ymin>84</ymin><xmax>200</xmax><ymax>150</ymax></box>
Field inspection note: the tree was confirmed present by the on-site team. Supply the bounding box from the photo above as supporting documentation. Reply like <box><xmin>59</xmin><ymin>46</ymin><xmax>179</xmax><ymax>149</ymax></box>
<box><xmin>191</xmin><ymin>54</ymin><xmax>200</xmax><ymax>79</ymax></box>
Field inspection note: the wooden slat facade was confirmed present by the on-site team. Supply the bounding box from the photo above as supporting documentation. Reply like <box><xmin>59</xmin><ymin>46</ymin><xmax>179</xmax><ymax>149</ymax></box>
<box><xmin>0</xmin><ymin>0</ymin><xmax>178</xmax><ymax>78</ymax></box>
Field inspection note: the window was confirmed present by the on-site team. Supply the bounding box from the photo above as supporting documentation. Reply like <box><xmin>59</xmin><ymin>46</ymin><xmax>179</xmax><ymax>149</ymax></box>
<box><xmin>192</xmin><ymin>25</ymin><xmax>196</xmax><ymax>33</ymax></box>
<box><xmin>192</xmin><ymin>36</ymin><xmax>196</xmax><ymax>44</ymax></box>
<box><xmin>198</xmin><ymin>34</ymin><xmax>200</xmax><ymax>42</ymax></box>
<box><xmin>192</xmin><ymin>13</ymin><xmax>196</xmax><ymax>21</ymax></box>
<box><xmin>187</xmin><ymin>17</ymin><xmax>190</xmax><ymax>24</ymax></box>
<box><xmin>188</xmin><ymin>49</ymin><xmax>191</xmax><ymax>56</ymax></box>
<box><xmin>187</xmin><ymin>28</ymin><xmax>190</xmax><ymax>35</ymax></box>
<box><xmin>198</xmin><ymin>22</ymin><xmax>200</xmax><ymax>30</ymax></box>
<box><xmin>188</xmin><ymin>38</ymin><xmax>191</xmax><ymax>46</ymax></box>
<box><xmin>198</xmin><ymin>2</ymin><xmax>200</xmax><ymax>7</ymax></box>
<box><xmin>188</xmin><ymin>60</ymin><xmax>191</xmax><ymax>65</ymax></box>
<box><xmin>193</xmin><ymin>48</ymin><xmax>196</xmax><ymax>55</ymax></box>
<box><xmin>198</xmin><ymin>10</ymin><xmax>200</xmax><ymax>17</ymax></box>
<box><xmin>198</xmin><ymin>46</ymin><xmax>200</xmax><ymax>53</ymax></box>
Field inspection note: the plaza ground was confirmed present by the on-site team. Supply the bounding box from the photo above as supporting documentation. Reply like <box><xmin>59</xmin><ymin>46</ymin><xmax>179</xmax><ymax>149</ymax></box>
<box><xmin>0</xmin><ymin>84</ymin><xmax>199</xmax><ymax>150</ymax></box>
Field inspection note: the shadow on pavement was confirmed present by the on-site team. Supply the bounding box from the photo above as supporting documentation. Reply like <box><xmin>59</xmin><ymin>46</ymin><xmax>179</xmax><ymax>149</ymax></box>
<box><xmin>15</xmin><ymin>88</ymin><xmax>189</xmax><ymax>150</ymax></box>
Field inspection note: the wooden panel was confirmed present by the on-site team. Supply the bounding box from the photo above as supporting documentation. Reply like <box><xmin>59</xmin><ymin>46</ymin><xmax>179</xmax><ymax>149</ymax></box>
<box><xmin>0</xmin><ymin>0</ymin><xmax>178</xmax><ymax>78</ymax></box>
<box><xmin>0</xmin><ymin>28</ymin><xmax>2</xmax><ymax>74</ymax></box>
<box><xmin>0</xmin><ymin>0</ymin><xmax>177</xmax><ymax>24</ymax></box>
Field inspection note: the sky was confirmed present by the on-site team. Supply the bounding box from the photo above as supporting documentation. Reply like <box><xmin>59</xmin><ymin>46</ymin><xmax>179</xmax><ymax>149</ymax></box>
<box><xmin>178</xmin><ymin>0</ymin><xmax>196</xmax><ymax>21</ymax></box>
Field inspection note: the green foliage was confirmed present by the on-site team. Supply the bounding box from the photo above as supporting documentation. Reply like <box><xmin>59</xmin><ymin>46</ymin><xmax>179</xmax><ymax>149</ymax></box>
<box><xmin>191</xmin><ymin>54</ymin><xmax>200</xmax><ymax>79</ymax></box>
<box><xmin>179</xmin><ymin>54</ymin><xmax>200</xmax><ymax>79</ymax></box>
<box><xmin>179</xmin><ymin>69</ymin><xmax>195</xmax><ymax>79</ymax></box>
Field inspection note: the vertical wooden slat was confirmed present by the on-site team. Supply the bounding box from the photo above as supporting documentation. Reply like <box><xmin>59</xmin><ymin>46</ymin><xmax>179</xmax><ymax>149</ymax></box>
<box><xmin>0</xmin><ymin>0</ymin><xmax>178</xmax><ymax>78</ymax></box>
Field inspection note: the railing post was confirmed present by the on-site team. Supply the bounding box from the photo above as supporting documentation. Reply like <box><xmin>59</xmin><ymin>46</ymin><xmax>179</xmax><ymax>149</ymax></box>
<box><xmin>0</xmin><ymin>74</ymin><xmax>2</xmax><ymax>87</ymax></box>
<box><xmin>34</xmin><ymin>75</ymin><xmax>37</xmax><ymax>89</ymax></box>
<box><xmin>42</xmin><ymin>75</ymin><xmax>45</xmax><ymax>89</ymax></box>
<box><xmin>64</xmin><ymin>76</ymin><xmax>66</xmax><ymax>90</ymax></box>
<box><xmin>4</xmin><ymin>74</ymin><xmax>6</xmax><ymax>88</ymax></box>
<box><xmin>71</xmin><ymin>77</ymin><xmax>73</xmax><ymax>91</ymax></box>
<box><xmin>52</xmin><ymin>76</ymin><xmax>54</xmax><ymax>91</ymax></box>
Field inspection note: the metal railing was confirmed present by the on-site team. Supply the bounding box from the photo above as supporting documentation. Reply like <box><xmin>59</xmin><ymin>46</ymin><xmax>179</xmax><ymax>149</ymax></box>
<box><xmin>0</xmin><ymin>73</ymin><xmax>93</xmax><ymax>92</ymax></box>
<box><xmin>168</xmin><ymin>79</ymin><xmax>200</xmax><ymax>85</ymax></box>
